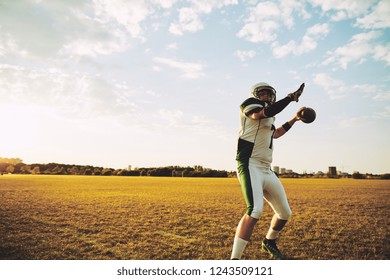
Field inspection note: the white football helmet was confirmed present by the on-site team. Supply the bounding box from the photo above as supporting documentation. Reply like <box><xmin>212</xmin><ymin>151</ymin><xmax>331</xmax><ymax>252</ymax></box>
<box><xmin>250</xmin><ymin>82</ymin><xmax>276</xmax><ymax>104</ymax></box>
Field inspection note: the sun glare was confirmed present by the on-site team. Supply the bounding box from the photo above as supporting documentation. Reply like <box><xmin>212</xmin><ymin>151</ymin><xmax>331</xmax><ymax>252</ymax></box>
<box><xmin>0</xmin><ymin>104</ymin><xmax>41</xmax><ymax>155</ymax></box>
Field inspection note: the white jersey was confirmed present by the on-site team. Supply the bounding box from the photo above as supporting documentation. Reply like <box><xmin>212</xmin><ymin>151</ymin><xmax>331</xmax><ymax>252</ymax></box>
<box><xmin>235</xmin><ymin>97</ymin><xmax>291</xmax><ymax>220</ymax></box>
<box><xmin>236</xmin><ymin>97</ymin><xmax>276</xmax><ymax>166</ymax></box>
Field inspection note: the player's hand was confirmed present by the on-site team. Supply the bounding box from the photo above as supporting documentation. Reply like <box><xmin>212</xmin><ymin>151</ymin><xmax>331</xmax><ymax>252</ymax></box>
<box><xmin>288</xmin><ymin>83</ymin><xmax>305</xmax><ymax>102</ymax></box>
<box><xmin>295</xmin><ymin>107</ymin><xmax>306</xmax><ymax>121</ymax></box>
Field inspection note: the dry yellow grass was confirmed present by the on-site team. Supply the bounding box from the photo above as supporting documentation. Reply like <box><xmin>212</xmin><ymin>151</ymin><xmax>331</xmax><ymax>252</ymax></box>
<box><xmin>0</xmin><ymin>175</ymin><xmax>388</xmax><ymax>260</ymax></box>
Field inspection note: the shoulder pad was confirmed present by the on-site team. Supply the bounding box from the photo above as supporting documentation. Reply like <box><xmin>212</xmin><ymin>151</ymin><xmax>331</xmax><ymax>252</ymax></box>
<box><xmin>240</xmin><ymin>97</ymin><xmax>265</xmax><ymax>113</ymax></box>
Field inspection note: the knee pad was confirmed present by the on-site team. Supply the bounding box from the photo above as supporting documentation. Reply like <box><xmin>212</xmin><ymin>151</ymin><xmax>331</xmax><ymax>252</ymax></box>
<box><xmin>248</xmin><ymin>207</ymin><xmax>262</xmax><ymax>219</ymax></box>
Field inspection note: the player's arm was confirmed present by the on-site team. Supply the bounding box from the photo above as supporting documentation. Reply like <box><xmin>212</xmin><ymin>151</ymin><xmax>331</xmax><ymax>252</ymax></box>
<box><xmin>274</xmin><ymin>107</ymin><xmax>305</xmax><ymax>139</ymax></box>
<box><xmin>246</xmin><ymin>83</ymin><xmax>305</xmax><ymax>120</ymax></box>
<box><xmin>245</xmin><ymin>107</ymin><xmax>265</xmax><ymax>120</ymax></box>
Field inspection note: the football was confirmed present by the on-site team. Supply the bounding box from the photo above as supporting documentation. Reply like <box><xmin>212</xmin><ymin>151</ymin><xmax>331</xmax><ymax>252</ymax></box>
<box><xmin>299</xmin><ymin>107</ymin><xmax>316</xmax><ymax>123</ymax></box>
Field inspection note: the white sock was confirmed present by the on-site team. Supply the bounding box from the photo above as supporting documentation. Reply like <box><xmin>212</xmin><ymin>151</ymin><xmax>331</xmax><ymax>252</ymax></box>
<box><xmin>266</xmin><ymin>228</ymin><xmax>280</xmax><ymax>240</ymax></box>
<box><xmin>231</xmin><ymin>236</ymin><xmax>249</xmax><ymax>260</ymax></box>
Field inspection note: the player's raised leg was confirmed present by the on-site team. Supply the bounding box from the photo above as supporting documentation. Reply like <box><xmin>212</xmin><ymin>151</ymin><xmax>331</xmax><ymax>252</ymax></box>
<box><xmin>262</xmin><ymin>216</ymin><xmax>288</xmax><ymax>260</ymax></box>
<box><xmin>261</xmin><ymin>173</ymin><xmax>292</xmax><ymax>259</ymax></box>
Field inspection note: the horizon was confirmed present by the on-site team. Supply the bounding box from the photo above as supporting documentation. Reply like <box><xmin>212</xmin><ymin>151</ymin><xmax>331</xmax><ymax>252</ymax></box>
<box><xmin>1</xmin><ymin>1</ymin><xmax>389</xmax><ymax>175</ymax></box>
<box><xmin>1</xmin><ymin>156</ymin><xmax>388</xmax><ymax>175</ymax></box>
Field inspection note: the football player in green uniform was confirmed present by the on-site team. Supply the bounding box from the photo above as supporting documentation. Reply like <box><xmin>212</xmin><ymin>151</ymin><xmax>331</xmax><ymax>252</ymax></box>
<box><xmin>231</xmin><ymin>82</ymin><xmax>305</xmax><ymax>260</ymax></box>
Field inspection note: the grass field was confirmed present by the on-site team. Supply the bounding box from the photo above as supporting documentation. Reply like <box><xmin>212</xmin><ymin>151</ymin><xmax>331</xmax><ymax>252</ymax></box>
<box><xmin>0</xmin><ymin>175</ymin><xmax>389</xmax><ymax>260</ymax></box>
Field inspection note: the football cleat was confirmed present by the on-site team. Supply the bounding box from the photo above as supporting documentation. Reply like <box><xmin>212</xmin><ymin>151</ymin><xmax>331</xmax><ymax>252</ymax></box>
<box><xmin>261</xmin><ymin>238</ymin><xmax>286</xmax><ymax>260</ymax></box>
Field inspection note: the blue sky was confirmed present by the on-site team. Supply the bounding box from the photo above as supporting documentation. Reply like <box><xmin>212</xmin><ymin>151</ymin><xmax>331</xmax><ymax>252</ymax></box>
<box><xmin>0</xmin><ymin>0</ymin><xmax>389</xmax><ymax>174</ymax></box>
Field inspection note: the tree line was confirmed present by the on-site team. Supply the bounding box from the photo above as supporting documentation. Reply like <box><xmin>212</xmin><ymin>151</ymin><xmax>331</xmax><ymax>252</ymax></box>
<box><xmin>1</xmin><ymin>158</ymin><xmax>388</xmax><ymax>179</ymax></box>
<box><xmin>0</xmin><ymin>161</ymin><xmax>233</xmax><ymax>178</ymax></box>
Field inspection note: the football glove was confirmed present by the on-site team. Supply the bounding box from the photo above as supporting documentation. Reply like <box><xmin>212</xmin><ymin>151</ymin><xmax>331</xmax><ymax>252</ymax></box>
<box><xmin>288</xmin><ymin>83</ymin><xmax>305</xmax><ymax>102</ymax></box>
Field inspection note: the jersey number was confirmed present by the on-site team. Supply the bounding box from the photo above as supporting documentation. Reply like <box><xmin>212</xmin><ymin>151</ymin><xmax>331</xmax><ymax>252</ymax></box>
<box><xmin>269</xmin><ymin>125</ymin><xmax>276</xmax><ymax>149</ymax></box>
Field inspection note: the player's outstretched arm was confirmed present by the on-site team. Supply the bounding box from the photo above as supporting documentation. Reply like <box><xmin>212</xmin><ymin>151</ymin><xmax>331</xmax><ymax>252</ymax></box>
<box><xmin>246</xmin><ymin>83</ymin><xmax>305</xmax><ymax>120</ymax></box>
<box><xmin>274</xmin><ymin>107</ymin><xmax>305</xmax><ymax>139</ymax></box>
<box><xmin>262</xmin><ymin>83</ymin><xmax>305</xmax><ymax>118</ymax></box>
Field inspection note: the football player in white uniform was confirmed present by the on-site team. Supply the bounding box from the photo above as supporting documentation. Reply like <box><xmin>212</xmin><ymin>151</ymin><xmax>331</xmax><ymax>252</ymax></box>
<box><xmin>231</xmin><ymin>82</ymin><xmax>305</xmax><ymax>260</ymax></box>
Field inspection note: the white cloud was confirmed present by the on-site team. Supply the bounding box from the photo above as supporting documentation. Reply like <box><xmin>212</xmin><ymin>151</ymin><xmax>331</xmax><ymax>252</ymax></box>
<box><xmin>237</xmin><ymin>1</ymin><xmax>310</xmax><ymax>43</ymax></box>
<box><xmin>271</xmin><ymin>41</ymin><xmax>296</xmax><ymax>58</ymax></box>
<box><xmin>338</xmin><ymin>104</ymin><xmax>390</xmax><ymax>129</ymax></box>
<box><xmin>152</xmin><ymin>0</ymin><xmax>178</xmax><ymax>9</ymax></box>
<box><xmin>237</xmin><ymin>20</ymin><xmax>279</xmax><ymax>43</ymax></box>
<box><xmin>339</xmin><ymin>116</ymin><xmax>372</xmax><ymax>128</ymax></box>
<box><xmin>313</xmin><ymin>73</ymin><xmax>347</xmax><ymax>99</ymax></box>
<box><xmin>300</xmin><ymin>23</ymin><xmax>330</xmax><ymax>51</ymax></box>
<box><xmin>92</xmin><ymin>0</ymin><xmax>152</xmax><ymax>39</ymax></box>
<box><xmin>322</xmin><ymin>31</ymin><xmax>387</xmax><ymax>69</ymax></box>
<box><xmin>234</xmin><ymin>50</ymin><xmax>256</xmax><ymax>62</ymax></box>
<box><xmin>169</xmin><ymin>0</ymin><xmax>238</xmax><ymax>36</ymax></box>
<box><xmin>350</xmin><ymin>83</ymin><xmax>390</xmax><ymax>101</ymax></box>
<box><xmin>330</xmin><ymin>10</ymin><xmax>347</xmax><ymax>21</ymax></box>
<box><xmin>0</xmin><ymin>0</ymin><xmax>155</xmax><ymax>61</ymax></box>
<box><xmin>279</xmin><ymin>0</ymin><xmax>311</xmax><ymax>28</ymax></box>
<box><xmin>288</xmin><ymin>70</ymin><xmax>302</xmax><ymax>80</ymax></box>
<box><xmin>153</xmin><ymin>57</ymin><xmax>206</xmax><ymax>78</ymax></box>
<box><xmin>0</xmin><ymin>31</ymin><xmax>27</xmax><ymax>58</ymax></box>
<box><xmin>169</xmin><ymin>7</ymin><xmax>204</xmax><ymax>35</ymax></box>
<box><xmin>167</xmin><ymin>42</ymin><xmax>178</xmax><ymax>50</ymax></box>
<box><xmin>308</xmin><ymin>0</ymin><xmax>374</xmax><ymax>19</ymax></box>
<box><xmin>159</xmin><ymin>108</ymin><xmax>185</xmax><ymax>127</ymax></box>
<box><xmin>192</xmin><ymin>0</ymin><xmax>238</xmax><ymax>13</ymax></box>
<box><xmin>59</xmin><ymin>31</ymin><xmax>129</xmax><ymax>58</ymax></box>
<box><xmin>313</xmin><ymin>72</ymin><xmax>390</xmax><ymax>101</ymax></box>
<box><xmin>0</xmin><ymin>1</ymin><xmax>77</xmax><ymax>59</ymax></box>
<box><xmin>152</xmin><ymin>65</ymin><xmax>162</xmax><ymax>72</ymax></box>
<box><xmin>356</xmin><ymin>0</ymin><xmax>390</xmax><ymax>28</ymax></box>
<box><xmin>272</xmin><ymin>23</ymin><xmax>329</xmax><ymax>58</ymax></box>
<box><xmin>0</xmin><ymin>64</ymin><xmax>138</xmax><ymax>119</ymax></box>
<box><xmin>372</xmin><ymin>44</ymin><xmax>390</xmax><ymax>66</ymax></box>
<box><xmin>376</xmin><ymin>106</ymin><xmax>390</xmax><ymax>118</ymax></box>
<box><xmin>158</xmin><ymin>108</ymin><xmax>229</xmax><ymax>139</ymax></box>
<box><xmin>237</xmin><ymin>2</ymin><xmax>280</xmax><ymax>43</ymax></box>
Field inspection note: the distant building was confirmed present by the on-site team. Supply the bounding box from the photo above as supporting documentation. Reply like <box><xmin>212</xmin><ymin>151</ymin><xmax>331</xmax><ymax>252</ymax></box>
<box><xmin>127</xmin><ymin>165</ymin><xmax>132</xmax><ymax>171</ymax></box>
<box><xmin>280</xmin><ymin>168</ymin><xmax>286</xmax><ymax>174</ymax></box>
<box><xmin>328</xmin><ymin>166</ymin><xmax>337</xmax><ymax>178</ymax></box>
<box><xmin>273</xmin><ymin>166</ymin><xmax>280</xmax><ymax>174</ymax></box>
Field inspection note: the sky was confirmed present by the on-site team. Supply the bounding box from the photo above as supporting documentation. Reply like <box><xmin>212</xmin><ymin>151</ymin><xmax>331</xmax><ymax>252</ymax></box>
<box><xmin>0</xmin><ymin>0</ymin><xmax>389</xmax><ymax>174</ymax></box>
